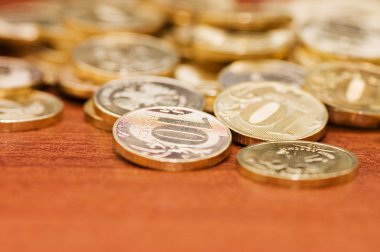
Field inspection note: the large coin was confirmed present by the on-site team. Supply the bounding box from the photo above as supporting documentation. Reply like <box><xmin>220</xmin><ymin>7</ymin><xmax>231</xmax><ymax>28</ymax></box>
<box><xmin>113</xmin><ymin>106</ymin><xmax>232</xmax><ymax>171</ymax></box>
<box><xmin>214</xmin><ymin>82</ymin><xmax>328</xmax><ymax>145</ymax></box>
<box><xmin>237</xmin><ymin>141</ymin><xmax>358</xmax><ymax>188</ymax></box>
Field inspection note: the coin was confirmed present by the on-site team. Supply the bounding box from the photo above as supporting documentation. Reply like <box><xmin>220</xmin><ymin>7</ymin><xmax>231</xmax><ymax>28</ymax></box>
<box><xmin>73</xmin><ymin>33</ymin><xmax>179</xmax><ymax>82</ymax></box>
<box><xmin>93</xmin><ymin>76</ymin><xmax>205</xmax><ymax>124</ymax></box>
<box><xmin>113</xmin><ymin>106</ymin><xmax>232</xmax><ymax>171</ymax></box>
<box><xmin>84</xmin><ymin>99</ymin><xmax>113</xmax><ymax>132</ymax></box>
<box><xmin>218</xmin><ymin>60</ymin><xmax>305</xmax><ymax>90</ymax></box>
<box><xmin>0</xmin><ymin>90</ymin><xmax>63</xmax><ymax>132</ymax></box>
<box><xmin>0</xmin><ymin>56</ymin><xmax>42</xmax><ymax>94</ymax></box>
<box><xmin>214</xmin><ymin>82</ymin><xmax>328</xmax><ymax>145</ymax></box>
<box><xmin>237</xmin><ymin>141</ymin><xmax>358</xmax><ymax>188</ymax></box>
<box><xmin>290</xmin><ymin>45</ymin><xmax>324</xmax><ymax>68</ymax></box>
<box><xmin>303</xmin><ymin>61</ymin><xmax>380</xmax><ymax>128</ymax></box>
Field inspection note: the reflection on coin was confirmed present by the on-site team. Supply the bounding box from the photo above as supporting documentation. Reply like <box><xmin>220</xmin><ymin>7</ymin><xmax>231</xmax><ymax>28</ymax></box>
<box><xmin>214</xmin><ymin>82</ymin><xmax>328</xmax><ymax>145</ymax></box>
<box><xmin>73</xmin><ymin>33</ymin><xmax>179</xmax><ymax>82</ymax></box>
<box><xmin>219</xmin><ymin>60</ymin><xmax>305</xmax><ymax>89</ymax></box>
<box><xmin>113</xmin><ymin>106</ymin><xmax>232</xmax><ymax>171</ymax></box>
<box><xmin>237</xmin><ymin>141</ymin><xmax>358</xmax><ymax>188</ymax></box>
<box><xmin>0</xmin><ymin>56</ymin><xmax>42</xmax><ymax>94</ymax></box>
<box><xmin>84</xmin><ymin>99</ymin><xmax>112</xmax><ymax>132</ymax></box>
<box><xmin>304</xmin><ymin>61</ymin><xmax>380</xmax><ymax>128</ymax></box>
<box><xmin>0</xmin><ymin>90</ymin><xmax>63</xmax><ymax>132</ymax></box>
<box><xmin>93</xmin><ymin>76</ymin><xmax>204</xmax><ymax>124</ymax></box>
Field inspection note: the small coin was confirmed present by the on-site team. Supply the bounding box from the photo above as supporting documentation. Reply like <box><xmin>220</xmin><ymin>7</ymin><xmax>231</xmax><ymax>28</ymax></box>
<box><xmin>0</xmin><ymin>90</ymin><xmax>63</xmax><ymax>132</ymax></box>
<box><xmin>303</xmin><ymin>61</ymin><xmax>380</xmax><ymax>128</ymax></box>
<box><xmin>218</xmin><ymin>60</ymin><xmax>305</xmax><ymax>89</ymax></box>
<box><xmin>84</xmin><ymin>99</ymin><xmax>113</xmax><ymax>132</ymax></box>
<box><xmin>113</xmin><ymin>106</ymin><xmax>232</xmax><ymax>171</ymax></box>
<box><xmin>237</xmin><ymin>141</ymin><xmax>358</xmax><ymax>188</ymax></box>
<box><xmin>214</xmin><ymin>81</ymin><xmax>328</xmax><ymax>145</ymax></box>
<box><xmin>93</xmin><ymin>76</ymin><xmax>204</xmax><ymax>124</ymax></box>
<box><xmin>73</xmin><ymin>33</ymin><xmax>179</xmax><ymax>82</ymax></box>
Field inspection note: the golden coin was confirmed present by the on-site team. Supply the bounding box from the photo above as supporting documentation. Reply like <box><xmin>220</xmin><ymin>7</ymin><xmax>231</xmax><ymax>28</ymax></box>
<box><xmin>214</xmin><ymin>82</ymin><xmax>328</xmax><ymax>145</ymax></box>
<box><xmin>0</xmin><ymin>90</ymin><xmax>63</xmax><ymax>132</ymax></box>
<box><xmin>237</xmin><ymin>141</ymin><xmax>358</xmax><ymax>188</ymax></box>
<box><xmin>219</xmin><ymin>60</ymin><xmax>305</xmax><ymax>90</ymax></box>
<box><xmin>58</xmin><ymin>67</ymin><xmax>99</xmax><ymax>100</ymax></box>
<box><xmin>73</xmin><ymin>33</ymin><xmax>179</xmax><ymax>82</ymax></box>
<box><xmin>84</xmin><ymin>99</ymin><xmax>113</xmax><ymax>132</ymax></box>
<box><xmin>303</xmin><ymin>61</ymin><xmax>380</xmax><ymax>128</ymax></box>
<box><xmin>290</xmin><ymin>45</ymin><xmax>324</xmax><ymax>68</ymax></box>
<box><xmin>0</xmin><ymin>56</ymin><xmax>42</xmax><ymax>94</ymax></box>
<box><xmin>161</xmin><ymin>25</ymin><xmax>194</xmax><ymax>59</ymax></box>
<box><xmin>192</xmin><ymin>25</ymin><xmax>295</xmax><ymax>62</ymax></box>
<box><xmin>93</xmin><ymin>76</ymin><xmax>205</xmax><ymax>124</ymax></box>
<box><xmin>113</xmin><ymin>106</ymin><xmax>232</xmax><ymax>171</ymax></box>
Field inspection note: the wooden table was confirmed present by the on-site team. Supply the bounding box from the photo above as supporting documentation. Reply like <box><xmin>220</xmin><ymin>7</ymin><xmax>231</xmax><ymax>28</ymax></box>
<box><xmin>0</xmin><ymin>95</ymin><xmax>379</xmax><ymax>252</ymax></box>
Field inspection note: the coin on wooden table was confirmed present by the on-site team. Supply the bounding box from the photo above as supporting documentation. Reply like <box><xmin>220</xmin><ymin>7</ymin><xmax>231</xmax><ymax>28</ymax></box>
<box><xmin>113</xmin><ymin>106</ymin><xmax>232</xmax><ymax>171</ymax></box>
<box><xmin>73</xmin><ymin>33</ymin><xmax>179</xmax><ymax>82</ymax></box>
<box><xmin>214</xmin><ymin>82</ymin><xmax>328</xmax><ymax>145</ymax></box>
<box><xmin>0</xmin><ymin>90</ymin><xmax>63</xmax><ymax>132</ymax></box>
<box><xmin>0</xmin><ymin>56</ymin><xmax>42</xmax><ymax>95</ymax></box>
<box><xmin>237</xmin><ymin>141</ymin><xmax>358</xmax><ymax>188</ymax></box>
<box><xmin>84</xmin><ymin>99</ymin><xmax>113</xmax><ymax>132</ymax></box>
<box><xmin>218</xmin><ymin>60</ymin><xmax>305</xmax><ymax>90</ymax></box>
<box><xmin>93</xmin><ymin>76</ymin><xmax>205</xmax><ymax>124</ymax></box>
<box><xmin>303</xmin><ymin>61</ymin><xmax>380</xmax><ymax>128</ymax></box>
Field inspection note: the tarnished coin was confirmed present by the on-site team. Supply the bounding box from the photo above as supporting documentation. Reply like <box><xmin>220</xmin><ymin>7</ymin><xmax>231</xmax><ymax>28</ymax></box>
<box><xmin>93</xmin><ymin>76</ymin><xmax>204</xmax><ymax>124</ymax></box>
<box><xmin>0</xmin><ymin>90</ymin><xmax>63</xmax><ymax>132</ymax></box>
<box><xmin>304</xmin><ymin>61</ymin><xmax>380</xmax><ymax>128</ymax></box>
<box><xmin>219</xmin><ymin>60</ymin><xmax>305</xmax><ymax>89</ymax></box>
<box><xmin>73</xmin><ymin>33</ymin><xmax>179</xmax><ymax>82</ymax></box>
<box><xmin>214</xmin><ymin>82</ymin><xmax>328</xmax><ymax>145</ymax></box>
<box><xmin>84</xmin><ymin>99</ymin><xmax>113</xmax><ymax>132</ymax></box>
<box><xmin>113</xmin><ymin>106</ymin><xmax>232</xmax><ymax>171</ymax></box>
<box><xmin>0</xmin><ymin>57</ymin><xmax>42</xmax><ymax>94</ymax></box>
<box><xmin>237</xmin><ymin>141</ymin><xmax>358</xmax><ymax>188</ymax></box>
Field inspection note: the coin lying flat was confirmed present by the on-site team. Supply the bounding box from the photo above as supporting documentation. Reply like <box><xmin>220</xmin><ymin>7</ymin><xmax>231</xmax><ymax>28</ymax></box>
<box><xmin>214</xmin><ymin>82</ymin><xmax>328</xmax><ymax>145</ymax></box>
<box><xmin>84</xmin><ymin>99</ymin><xmax>112</xmax><ymax>132</ymax></box>
<box><xmin>218</xmin><ymin>60</ymin><xmax>305</xmax><ymax>89</ymax></box>
<box><xmin>237</xmin><ymin>141</ymin><xmax>358</xmax><ymax>188</ymax></box>
<box><xmin>0</xmin><ymin>90</ymin><xmax>63</xmax><ymax>132</ymax></box>
<box><xmin>113</xmin><ymin>106</ymin><xmax>232</xmax><ymax>171</ymax></box>
<box><xmin>73</xmin><ymin>33</ymin><xmax>179</xmax><ymax>82</ymax></box>
<box><xmin>93</xmin><ymin>76</ymin><xmax>204</xmax><ymax>124</ymax></box>
<box><xmin>303</xmin><ymin>61</ymin><xmax>380</xmax><ymax>128</ymax></box>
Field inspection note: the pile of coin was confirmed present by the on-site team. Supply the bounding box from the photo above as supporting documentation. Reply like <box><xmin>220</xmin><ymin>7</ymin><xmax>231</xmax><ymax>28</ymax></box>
<box><xmin>2</xmin><ymin>0</ymin><xmax>379</xmax><ymax>188</ymax></box>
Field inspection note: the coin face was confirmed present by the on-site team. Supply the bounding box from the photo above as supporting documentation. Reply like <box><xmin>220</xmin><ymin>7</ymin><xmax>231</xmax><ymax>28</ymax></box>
<box><xmin>0</xmin><ymin>90</ymin><xmax>63</xmax><ymax>132</ymax></box>
<box><xmin>74</xmin><ymin>33</ymin><xmax>179</xmax><ymax>81</ymax></box>
<box><xmin>113</xmin><ymin>106</ymin><xmax>232</xmax><ymax>171</ymax></box>
<box><xmin>237</xmin><ymin>141</ymin><xmax>358</xmax><ymax>188</ymax></box>
<box><xmin>219</xmin><ymin>60</ymin><xmax>305</xmax><ymax>89</ymax></box>
<box><xmin>214</xmin><ymin>82</ymin><xmax>328</xmax><ymax>144</ymax></box>
<box><xmin>94</xmin><ymin>76</ymin><xmax>204</xmax><ymax>123</ymax></box>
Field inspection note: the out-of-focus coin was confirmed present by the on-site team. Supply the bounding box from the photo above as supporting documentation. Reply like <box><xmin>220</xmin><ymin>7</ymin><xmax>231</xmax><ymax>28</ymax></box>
<box><xmin>290</xmin><ymin>45</ymin><xmax>324</xmax><ymax>68</ymax></box>
<box><xmin>161</xmin><ymin>25</ymin><xmax>194</xmax><ymax>59</ymax></box>
<box><xmin>219</xmin><ymin>60</ymin><xmax>305</xmax><ymax>89</ymax></box>
<box><xmin>84</xmin><ymin>99</ymin><xmax>113</xmax><ymax>132</ymax></box>
<box><xmin>0</xmin><ymin>56</ymin><xmax>42</xmax><ymax>94</ymax></box>
<box><xmin>93</xmin><ymin>76</ymin><xmax>204</xmax><ymax>124</ymax></box>
<box><xmin>73</xmin><ymin>33</ymin><xmax>179</xmax><ymax>82</ymax></box>
<box><xmin>113</xmin><ymin>106</ymin><xmax>232</xmax><ymax>171</ymax></box>
<box><xmin>237</xmin><ymin>141</ymin><xmax>358</xmax><ymax>188</ymax></box>
<box><xmin>214</xmin><ymin>82</ymin><xmax>328</xmax><ymax>145</ymax></box>
<box><xmin>0</xmin><ymin>90</ymin><xmax>63</xmax><ymax>132</ymax></box>
<box><xmin>304</xmin><ymin>61</ymin><xmax>380</xmax><ymax>128</ymax></box>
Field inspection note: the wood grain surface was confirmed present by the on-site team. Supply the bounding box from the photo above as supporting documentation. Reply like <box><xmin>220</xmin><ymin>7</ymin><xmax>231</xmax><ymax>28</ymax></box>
<box><xmin>0</xmin><ymin>94</ymin><xmax>379</xmax><ymax>252</ymax></box>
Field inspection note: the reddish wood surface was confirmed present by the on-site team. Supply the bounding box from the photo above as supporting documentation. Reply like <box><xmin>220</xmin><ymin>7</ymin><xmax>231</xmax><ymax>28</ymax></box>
<box><xmin>0</xmin><ymin>96</ymin><xmax>379</xmax><ymax>252</ymax></box>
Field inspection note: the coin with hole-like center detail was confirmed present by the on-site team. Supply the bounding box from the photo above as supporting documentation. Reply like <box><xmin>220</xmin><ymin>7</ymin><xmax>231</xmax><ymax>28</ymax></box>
<box><xmin>113</xmin><ymin>106</ymin><xmax>232</xmax><ymax>171</ymax></box>
<box><xmin>237</xmin><ymin>141</ymin><xmax>358</xmax><ymax>188</ymax></box>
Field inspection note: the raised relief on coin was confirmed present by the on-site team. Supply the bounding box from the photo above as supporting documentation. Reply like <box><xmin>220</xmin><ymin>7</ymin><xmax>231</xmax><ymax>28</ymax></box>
<box><xmin>237</xmin><ymin>141</ymin><xmax>358</xmax><ymax>187</ymax></box>
<box><xmin>113</xmin><ymin>106</ymin><xmax>232</xmax><ymax>171</ymax></box>
<box><xmin>214</xmin><ymin>82</ymin><xmax>328</xmax><ymax>144</ymax></box>
<box><xmin>219</xmin><ymin>60</ymin><xmax>305</xmax><ymax>89</ymax></box>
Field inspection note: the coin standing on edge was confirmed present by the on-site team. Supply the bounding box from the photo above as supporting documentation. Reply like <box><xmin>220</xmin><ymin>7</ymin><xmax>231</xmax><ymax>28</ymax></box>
<box><xmin>113</xmin><ymin>106</ymin><xmax>232</xmax><ymax>171</ymax></box>
<box><xmin>84</xmin><ymin>99</ymin><xmax>113</xmax><ymax>132</ymax></box>
<box><xmin>237</xmin><ymin>141</ymin><xmax>358</xmax><ymax>188</ymax></box>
